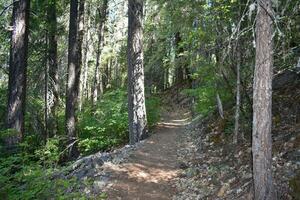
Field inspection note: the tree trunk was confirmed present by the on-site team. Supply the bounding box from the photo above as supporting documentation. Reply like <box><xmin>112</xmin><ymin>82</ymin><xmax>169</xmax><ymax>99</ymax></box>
<box><xmin>127</xmin><ymin>0</ymin><xmax>147</xmax><ymax>144</ymax></box>
<box><xmin>92</xmin><ymin>0</ymin><xmax>108</xmax><ymax>106</ymax></box>
<box><xmin>7</xmin><ymin>0</ymin><xmax>30</xmax><ymax>142</ymax></box>
<box><xmin>79</xmin><ymin>1</ymin><xmax>90</xmax><ymax>111</ymax></box>
<box><xmin>47</xmin><ymin>0</ymin><xmax>59</xmax><ymax>137</ymax></box>
<box><xmin>216</xmin><ymin>93</ymin><xmax>224</xmax><ymax>119</ymax></box>
<box><xmin>44</xmin><ymin>35</ymin><xmax>49</xmax><ymax>139</ymax></box>
<box><xmin>252</xmin><ymin>0</ymin><xmax>276</xmax><ymax>199</ymax></box>
<box><xmin>66</xmin><ymin>0</ymin><xmax>79</xmax><ymax>140</ymax></box>
<box><xmin>234</xmin><ymin>43</ymin><xmax>241</xmax><ymax>144</ymax></box>
<box><xmin>175</xmin><ymin>32</ymin><xmax>184</xmax><ymax>84</ymax></box>
<box><xmin>76</xmin><ymin>0</ymin><xmax>85</xmax><ymax>106</ymax></box>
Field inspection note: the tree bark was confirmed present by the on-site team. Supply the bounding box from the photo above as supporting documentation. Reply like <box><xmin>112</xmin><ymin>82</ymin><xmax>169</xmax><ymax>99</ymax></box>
<box><xmin>234</xmin><ymin>43</ymin><xmax>241</xmax><ymax>144</ymax></box>
<box><xmin>47</xmin><ymin>0</ymin><xmax>59</xmax><ymax>137</ymax></box>
<box><xmin>79</xmin><ymin>1</ymin><xmax>90</xmax><ymax>111</ymax></box>
<box><xmin>76</xmin><ymin>0</ymin><xmax>85</xmax><ymax>107</ymax></box>
<box><xmin>7</xmin><ymin>0</ymin><xmax>30</xmax><ymax>141</ymax></box>
<box><xmin>66</xmin><ymin>0</ymin><xmax>79</xmax><ymax>139</ymax></box>
<box><xmin>45</xmin><ymin>35</ymin><xmax>49</xmax><ymax>139</ymax></box>
<box><xmin>175</xmin><ymin>32</ymin><xmax>184</xmax><ymax>84</ymax></box>
<box><xmin>92</xmin><ymin>0</ymin><xmax>108</xmax><ymax>106</ymax></box>
<box><xmin>127</xmin><ymin>0</ymin><xmax>147</xmax><ymax>144</ymax></box>
<box><xmin>252</xmin><ymin>0</ymin><xmax>276</xmax><ymax>199</ymax></box>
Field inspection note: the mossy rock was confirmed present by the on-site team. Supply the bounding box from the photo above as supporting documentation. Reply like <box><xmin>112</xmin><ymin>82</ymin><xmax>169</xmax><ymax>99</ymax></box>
<box><xmin>289</xmin><ymin>171</ymin><xmax>300</xmax><ymax>200</ymax></box>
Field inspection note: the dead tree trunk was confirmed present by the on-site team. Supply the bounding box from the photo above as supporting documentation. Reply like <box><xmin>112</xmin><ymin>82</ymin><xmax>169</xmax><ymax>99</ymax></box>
<box><xmin>127</xmin><ymin>0</ymin><xmax>147</xmax><ymax>144</ymax></box>
<box><xmin>7</xmin><ymin>0</ymin><xmax>30</xmax><ymax>142</ymax></box>
<box><xmin>252</xmin><ymin>0</ymin><xmax>276</xmax><ymax>199</ymax></box>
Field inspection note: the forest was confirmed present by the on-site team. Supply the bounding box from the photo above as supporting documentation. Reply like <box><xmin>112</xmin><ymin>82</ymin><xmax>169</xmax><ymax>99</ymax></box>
<box><xmin>0</xmin><ymin>0</ymin><xmax>299</xmax><ymax>199</ymax></box>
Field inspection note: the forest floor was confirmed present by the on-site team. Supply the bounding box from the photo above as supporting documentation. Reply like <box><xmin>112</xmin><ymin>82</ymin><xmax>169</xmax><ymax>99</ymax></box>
<box><xmin>102</xmin><ymin>109</ymin><xmax>191</xmax><ymax>200</ymax></box>
<box><xmin>68</xmin><ymin>76</ymin><xmax>299</xmax><ymax>199</ymax></box>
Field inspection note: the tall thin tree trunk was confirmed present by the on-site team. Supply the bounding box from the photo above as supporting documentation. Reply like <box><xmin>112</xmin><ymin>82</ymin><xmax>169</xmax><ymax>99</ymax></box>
<box><xmin>234</xmin><ymin>44</ymin><xmax>241</xmax><ymax>144</ymax></box>
<box><xmin>66</xmin><ymin>0</ymin><xmax>79</xmax><ymax>140</ymax></box>
<box><xmin>76</xmin><ymin>0</ymin><xmax>85</xmax><ymax>105</ymax></box>
<box><xmin>47</xmin><ymin>0</ymin><xmax>59</xmax><ymax>137</ymax></box>
<box><xmin>216</xmin><ymin>93</ymin><xmax>224</xmax><ymax>119</ymax></box>
<box><xmin>79</xmin><ymin>1</ymin><xmax>90</xmax><ymax>111</ymax></box>
<box><xmin>92</xmin><ymin>0</ymin><xmax>108</xmax><ymax>106</ymax></box>
<box><xmin>44</xmin><ymin>35</ymin><xmax>49</xmax><ymax>139</ymax></box>
<box><xmin>127</xmin><ymin>0</ymin><xmax>147</xmax><ymax>144</ymax></box>
<box><xmin>175</xmin><ymin>32</ymin><xmax>184</xmax><ymax>84</ymax></box>
<box><xmin>252</xmin><ymin>0</ymin><xmax>276</xmax><ymax>199</ymax></box>
<box><xmin>7</xmin><ymin>0</ymin><xmax>30</xmax><ymax>142</ymax></box>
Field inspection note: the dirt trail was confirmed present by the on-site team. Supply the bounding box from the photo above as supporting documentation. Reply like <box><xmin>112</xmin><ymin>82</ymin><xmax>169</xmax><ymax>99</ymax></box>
<box><xmin>103</xmin><ymin>111</ymin><xmax>190</xmax><ymax>200</ymax></box>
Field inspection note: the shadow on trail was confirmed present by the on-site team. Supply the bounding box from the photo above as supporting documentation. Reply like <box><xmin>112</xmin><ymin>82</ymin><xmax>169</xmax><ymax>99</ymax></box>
<box><xmin>103</xmin><ymin>111</ymin><xmax>191</xmax><ymax>200</ymax></box>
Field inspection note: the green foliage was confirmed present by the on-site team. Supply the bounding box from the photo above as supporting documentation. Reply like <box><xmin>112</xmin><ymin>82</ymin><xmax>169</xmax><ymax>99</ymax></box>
<box><xmin>0</xmin><ymin>86</ymin><xmax>6</xmax><ymax>129</ymax></box>
<box><xmin>78</xmin><ymin>90</ymin><xmax>161</xmax><ymax>155</ymax></box>
<box><xmin>146</xmin><ymin>96</ymin><xmax>161</xmax><ymax>127</ymax></box>
<box><xmin>78</xmin><ymin>89</ymin><xmax>128</xmax><ymax>155</ymax></box>
<box><xmin>0</xmin><ymin>153</ymin><xmax>84</xmax><ymax>200</ymax></box>
<box><xmin>183</xmin><ymin>62</ymin><xmax>233</xmax><ymax>116</ymax></box>
<box><xmin>34</xmin><ymin>136</ymin><xmax>62</xmax><ymax>166</ymax></box>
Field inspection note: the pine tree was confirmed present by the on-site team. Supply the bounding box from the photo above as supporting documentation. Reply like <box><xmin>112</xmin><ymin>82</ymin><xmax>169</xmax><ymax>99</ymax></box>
<box><xmin>7</xmin><ymin>0</ymin><xmax>30</xmax><ymax>142</ymax></box>
<box><xmin>127</xmin><ymin>0</ymin><xmax>147</xmax><ymax>144</ymax></box>
<box><xmin>252</xmin><ymin>0</ymin><xmax>276</xmax><ymax>199</ymax></box>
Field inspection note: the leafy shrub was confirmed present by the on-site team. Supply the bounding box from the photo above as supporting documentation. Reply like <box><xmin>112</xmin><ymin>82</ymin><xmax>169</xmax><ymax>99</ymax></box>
<box><xmin>183</xmin><ymin>62</ymin><xmax>233</xmax><ymax>116</ymax></box>
<box><xmin>34</xmin><ymin>136</ymin><xmax>63</xmax><ymax>166</ymax></box>
<box><xmin>145</xmin><ymin>96</ymin><xmax>161</xmax><ymax>127</ymax></box>
<box><xmin>78</xmin><ymin>90</ymin><xmax>161</xmax><ymax>155</ymax></box>
<box><xmin>0</xmin><ymin>153</ymin><xmax>83</xmax><ymax>200</ymax></box>
<box><xmin>78</xmin><ymin>89</ymin><xmax>129</xmax><ymax>155</ymax></box>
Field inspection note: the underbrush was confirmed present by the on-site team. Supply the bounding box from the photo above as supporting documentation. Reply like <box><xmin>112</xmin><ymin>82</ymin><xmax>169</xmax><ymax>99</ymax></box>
<box><xmin>0</xmin><ymin>144</ymin><xmax>83</xmax><ymax>199</ymax></box>
<box><xmin>78</xmin><ymin>89</ymin><xmax>129</xmax><ymax>155</ymax></box>
<box><xmin>0</xmin><ymin>89</ymin><xmax>161</xmax><ymax>199</ymax></box>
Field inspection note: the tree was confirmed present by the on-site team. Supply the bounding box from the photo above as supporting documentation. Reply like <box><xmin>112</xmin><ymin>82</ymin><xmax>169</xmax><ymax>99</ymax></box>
<box><xmin>75</xmin><ymin>0</ymin><xmax>85</xmax><ymax>107</ymax></box>
<box><xmin>252</xmin><ymin>0</ymin><xmax>276</xmax><ymax>199</ymax></box>
<box><xmin>65</xmin><ymin>0</ymin><xmax>79</xmax><ymax>141</ymax></box>
<box><xmin>79</xmin><ymin>0</ymin><xmax>90</xmax><ymax>111</ymax></box>
<box><xmin>92</xmin><ymin>0</ymin><xmax>108</xmax><ymax>106</ymax></box>
<box><xmin>127</xmin><ymin>0</ymin><xmax>147</xmax><ymax>144</ymax></box>
<box><xmin>47</xmin><ymin>0</ymin><xmax>59</xmax><ymax>137</ymax></box>
<box><xmin>7</xmin><ymin>0</ymin><xmax>30</xmax><ymax>141</ymax></box>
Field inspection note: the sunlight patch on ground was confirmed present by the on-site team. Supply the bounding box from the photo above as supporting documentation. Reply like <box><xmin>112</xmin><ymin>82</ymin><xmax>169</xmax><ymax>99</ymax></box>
<box><xmin>104</xmin><ymin>162</ymin><xmax>179</xmax><ymax>184</ymax></box>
